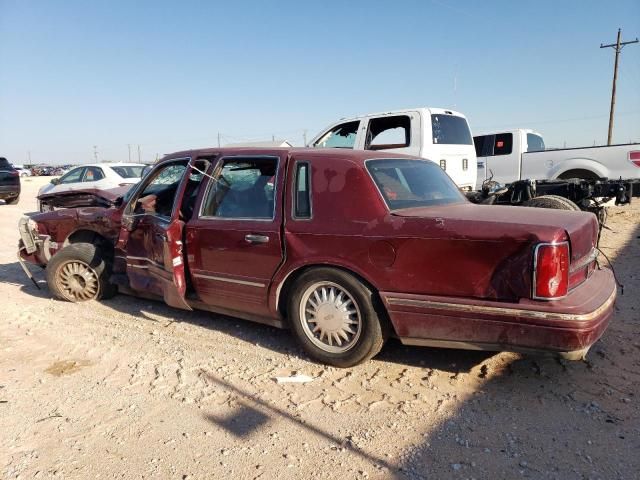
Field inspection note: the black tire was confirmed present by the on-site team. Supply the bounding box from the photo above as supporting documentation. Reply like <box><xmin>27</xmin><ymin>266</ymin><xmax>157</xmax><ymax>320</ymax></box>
<box><xmin>288</xmin><ymin>267</ymin><xmax>386</xmax><ymax>367</ymax></box>
<box><xmin>523</xmin><ymin>195</ymin><xmax>581</xmax><ymax>211</ymax></box>
<box><xmin>557</xmin><ymin>169</ymin><xmax>600</xmax><ymax>181</ymax></box>
<box><xmin>46</xmin><ymin>242</ymin><xmax>117</xmax><ymax>302</ymax></box>
<box><xmin>6</xmin><ymin>196</ymin><xmax>19</xmax><ymax>205</ymax></box>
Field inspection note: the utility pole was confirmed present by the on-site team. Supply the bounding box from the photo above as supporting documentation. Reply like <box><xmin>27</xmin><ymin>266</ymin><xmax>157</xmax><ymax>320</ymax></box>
<box><xmin>303</xmin><ymin>129</ymin><xmax>308</xmax><ymax>146</ymax></box>
<box><xmin>93</xmin><ymin>145</ymin><xmax>98</xmax><ymax>162</ymax></box>
<box><xmin>27</xmin><ymin>150</ymin><xmax>32</xmax><ymax>164</ymax></box>
<box><xmin>600</xmin><ymin>28</ymin><xmax>638</xmax><ymax>145</ymax></box>
<box><xmin>137</xmin><ymin>145</ymin><xmax>141</xmax><ymax>163</ymax></box>
<box><xmin>127</xmin><ymin>144</ymin><xmax>132</xmax><ymax>162</ymax></box>
<box><xmin>217</xmin><ymin>133</ymin><xmax>221</xmax><ymax>147</ymax></box>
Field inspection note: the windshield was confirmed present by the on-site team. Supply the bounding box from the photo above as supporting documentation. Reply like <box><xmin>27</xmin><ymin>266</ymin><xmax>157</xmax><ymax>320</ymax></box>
<box><xmin>112</xmin><ymin>165</ymin><xmax>145</xmax><ymax>178</ymax></box>
<box><xmin>431</xmin><ymin>114</ymin><xmax>473</xmax><ymax>145</ymax></box>
<box><xmin>366</xmin><ymin>159</ymin><xmax>465</xmax><ymax>210</ymax></box>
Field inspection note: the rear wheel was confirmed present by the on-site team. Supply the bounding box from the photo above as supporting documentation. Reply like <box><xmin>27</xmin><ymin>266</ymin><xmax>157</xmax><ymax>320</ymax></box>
<box><xmin>288</xmin><ymin>268</ymin><xmax>386</xmax><ymax>367</ymax></box>
<box><xmin>46</xmin><ymin>242</ymin><xmax>117</xmax><ymax>302</ymax></box>
<box><xmin>523</xmin><ymin>195</ymin><xmax>581</xmax><ymax>211</ymax></box>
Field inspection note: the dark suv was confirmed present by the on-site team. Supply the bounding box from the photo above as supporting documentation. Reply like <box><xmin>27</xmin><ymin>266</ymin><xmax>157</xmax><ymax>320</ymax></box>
<box><xmin>0</xmin><ymin>157</ymin><xmax>21</xmax><ymax>204</ymax></box>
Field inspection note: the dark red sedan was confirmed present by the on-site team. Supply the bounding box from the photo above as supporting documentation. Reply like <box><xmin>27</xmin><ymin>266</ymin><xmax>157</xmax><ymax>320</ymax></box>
<box><xmin>18</xmin><ymin>148</ymin><xmax>616</xmax><ymax>366</ymax></box>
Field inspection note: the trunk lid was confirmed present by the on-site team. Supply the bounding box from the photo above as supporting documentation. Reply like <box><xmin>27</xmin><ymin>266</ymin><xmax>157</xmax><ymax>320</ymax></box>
<box><xmin>392</xmin><ymin>203</ymin><xmax>598</xmax><ymax>262</ymax></box>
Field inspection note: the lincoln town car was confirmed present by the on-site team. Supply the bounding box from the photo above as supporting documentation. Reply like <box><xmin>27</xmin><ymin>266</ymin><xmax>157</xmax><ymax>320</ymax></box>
<box><xmin>18</xmin><ymin>148</ymin><xmax>616</xmax><ymax>367</ymax></box>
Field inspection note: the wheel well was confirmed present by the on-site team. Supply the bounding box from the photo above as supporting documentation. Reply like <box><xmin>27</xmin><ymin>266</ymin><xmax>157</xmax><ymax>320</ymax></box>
<box><xmin>276</xmin><ymin>264</ymin><xmax>392</xmax><ymax>330</ymax></box>
<box><xmin>64</xmin><ymin>230</ymin><xmax>114</xmax><ymax>258</ymax></box>
<box><xmin>556</xmin><ymin>169</ymin><xmax>600</xmax><ymax>180</ymax></box>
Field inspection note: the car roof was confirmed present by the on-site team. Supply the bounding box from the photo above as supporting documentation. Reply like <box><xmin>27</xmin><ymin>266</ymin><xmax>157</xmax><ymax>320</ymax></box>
<box><xmin>73</xmin><ymin>163</ymin><xmax>144</xmax><ymax>168</ymax></box>
<box><xmin>161</xmin><ymin>147</ymin><xmax>420</xmax><ymax>167</ymax></box>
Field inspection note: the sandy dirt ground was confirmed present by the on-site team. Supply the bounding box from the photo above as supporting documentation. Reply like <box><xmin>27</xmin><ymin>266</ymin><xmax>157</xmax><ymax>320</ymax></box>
<box><xmin>1</xmin><ymin>176</ymin><xmax>638</xmax><ymax>479</ymax></box>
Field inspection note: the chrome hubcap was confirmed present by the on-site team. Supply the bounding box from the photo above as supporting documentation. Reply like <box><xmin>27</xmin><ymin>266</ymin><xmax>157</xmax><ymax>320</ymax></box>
<box><xmin>299</xmin><ymin>282</ymin><xmax>362</xmax><ymax>353</ymax></box>
<box><xmin>56</xmin><ymin>261</ymin><xmax>99</xmax><ymax>301</ymax></box>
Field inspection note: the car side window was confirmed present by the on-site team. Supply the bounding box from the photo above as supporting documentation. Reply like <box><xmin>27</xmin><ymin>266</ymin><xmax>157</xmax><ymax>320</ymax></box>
<box><xmin>59</xmin><ymin>167</ymin><xmax>85</xmax><ymax>184</ymax></box>
<box><xmin>365</xmin><ymin>115</ymin><xmax>410</xmax><ymax>150</ymax></box>
<box><xmin>83</xmin><ymin>167</ymin><xmax>104</xmax><ymax>182</ymax></box>
<box><xmin>201</xmin><ymin>157</ymin><xmax>277</xmax><ymax>219</ymax></box>
<box><xmin>313</xmin><ymin>121</ymin><xmax>360</xmax><ymax>149</ymax></box>
<box><xmin>293</xmin><ymin>162</ymin><xmax>311</xmax><ymax>219</ymax></box>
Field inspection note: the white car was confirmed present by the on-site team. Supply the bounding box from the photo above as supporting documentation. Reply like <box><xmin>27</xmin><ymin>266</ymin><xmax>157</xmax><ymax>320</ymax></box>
<box><xmin>38</xmin><ymin>163</ymin><xmax>145</xmax><ymax>211</ymax></box>
<box><xmin>12</xmin><ymin>165</ymin><xmax>32</xmax><ymax>177</ymax></box>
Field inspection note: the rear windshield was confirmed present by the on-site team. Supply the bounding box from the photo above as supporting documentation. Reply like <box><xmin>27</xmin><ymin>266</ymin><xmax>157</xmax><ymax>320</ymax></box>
<box><xmin>0</xmin><ymin>158</ymin><xmax>14</xmax><ymax>170</ymax></box>
<box><xmin>366</xmin><ymin>158</ymin><xmax>465</xmax><ymax>210</ymax></box>
<box><xmin>431</xmin><ymin>114</ymin><xmax>473</xmax><ymax>145</ymax></box>
<box><xmin>112</xmin><ymin>165</ymin><xmax>145</xmax><ymax>178</ymax></box>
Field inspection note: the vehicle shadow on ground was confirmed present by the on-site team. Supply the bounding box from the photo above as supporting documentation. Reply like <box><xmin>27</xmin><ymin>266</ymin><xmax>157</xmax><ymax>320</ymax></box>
<box><xmin>3</xmin><ymin>259</ymin><xmax>488</xmax><ymax>374</ymax></box>
<box><xmin>390</xmin><ymin>216</ymin><xmax>640</xmax><ymax>479</ymax></box>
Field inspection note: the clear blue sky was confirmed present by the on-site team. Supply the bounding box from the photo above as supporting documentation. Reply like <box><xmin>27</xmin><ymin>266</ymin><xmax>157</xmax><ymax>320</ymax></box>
<box><xmin>1</xmin><ymin>0</ymin><xmax>639</xmax><ymax>165</ymax></box>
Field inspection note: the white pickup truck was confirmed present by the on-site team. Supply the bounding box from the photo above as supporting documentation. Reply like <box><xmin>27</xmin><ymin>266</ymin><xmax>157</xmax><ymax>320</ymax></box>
<box><xmin>474</xmin><ymin>128</ymin><xmax>640</xmax><ymax>188</ymax></box>
<box><xmin>310</xmin><ymin>107</ymin><xmax>477</xmax><ymax>191</ymax></box>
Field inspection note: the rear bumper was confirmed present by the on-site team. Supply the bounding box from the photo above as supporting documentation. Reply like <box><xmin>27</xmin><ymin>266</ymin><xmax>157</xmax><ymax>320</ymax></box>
<box><xmin>381</xmin><ymin>268</ymin><xmax>616</xmax><ymax>359</ymax></box>
<box><xmin>0</xmin><ymin>183</ymin><xmax>20</xmax><ymax>199</ymax></box>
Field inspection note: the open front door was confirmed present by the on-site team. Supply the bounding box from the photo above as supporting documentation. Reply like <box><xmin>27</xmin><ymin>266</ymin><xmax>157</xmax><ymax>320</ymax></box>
<box><xmin>117</xmin><ymin>158</ymin><xmax>204</xmax><ymax>310</ymax></box>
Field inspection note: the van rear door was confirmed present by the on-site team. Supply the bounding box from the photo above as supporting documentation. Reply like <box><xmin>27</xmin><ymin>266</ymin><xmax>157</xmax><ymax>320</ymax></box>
<box><xmin>428</xmin><ymin>110</ymin><xmax>477</xmax><ymax>190</ymax></box>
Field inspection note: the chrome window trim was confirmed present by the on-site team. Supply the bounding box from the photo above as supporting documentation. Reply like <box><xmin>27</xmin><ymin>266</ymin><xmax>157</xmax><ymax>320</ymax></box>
<box><xmin>291</xmin><ymin>160</ymin><xmax>313</xmax><ymax>221</ymax></box>
<box><xmin>532</xmin><ymin>241</ymin><xmax>570</xmax><ymax>301</ymax></box>
<box><xmin>197</xmin><ymin>155</ymin><xmax>280</xmax><ymax>222</ymax></box>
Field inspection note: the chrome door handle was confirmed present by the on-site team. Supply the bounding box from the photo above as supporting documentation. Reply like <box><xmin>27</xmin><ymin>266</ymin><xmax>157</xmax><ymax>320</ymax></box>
<box><xmin>245</xmin><ymin>234</ymin><xmax>269</xmax><ymax>244</ymax></box>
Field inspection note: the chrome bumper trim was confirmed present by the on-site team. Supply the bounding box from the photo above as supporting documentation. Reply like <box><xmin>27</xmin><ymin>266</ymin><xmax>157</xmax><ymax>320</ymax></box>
<box><xmin>386</xmin><ymin>286</ymin><xmax>616</xmax><ymax>323</ymax></box>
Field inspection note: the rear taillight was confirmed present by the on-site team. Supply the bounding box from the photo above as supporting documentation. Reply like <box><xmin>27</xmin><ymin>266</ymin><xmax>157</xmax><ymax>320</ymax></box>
<box><xmin>629</xmin><ymin>151</ymin><xmax>640</xmax><ymax>167</ymax></box>
<box><xmin>533</xmin><ymin>242</ymin><xmax>569</xmax><ymax>300</ymax></box>
<box><xmin>9</xmin><ymin>170</ymin><xmax>19</xmax><ymax>177</ymax></box>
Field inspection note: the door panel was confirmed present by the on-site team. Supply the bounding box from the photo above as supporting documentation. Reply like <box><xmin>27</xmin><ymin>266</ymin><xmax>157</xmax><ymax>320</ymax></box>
<box><xmin>186</xmin><ymin>155</ymin><xmax>285</xmax><ymax>317</ymax></box>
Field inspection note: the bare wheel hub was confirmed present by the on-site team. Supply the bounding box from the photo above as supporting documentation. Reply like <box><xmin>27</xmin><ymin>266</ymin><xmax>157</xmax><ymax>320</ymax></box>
<box><xmin>56</xmin><ymin>260</ymin><xmax>99</xmax><ymax>301</ymax></box>
<box><xmin>299</xmin><ymin>281</ymin><xmax>362</xmax><ymax>354</ymax></box>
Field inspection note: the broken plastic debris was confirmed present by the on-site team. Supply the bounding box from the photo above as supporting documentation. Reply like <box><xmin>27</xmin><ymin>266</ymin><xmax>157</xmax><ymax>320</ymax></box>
<box><xmin>274</xmin><ymin>374</ymin><xmax>314</xmax><ymax>384</ymax></box>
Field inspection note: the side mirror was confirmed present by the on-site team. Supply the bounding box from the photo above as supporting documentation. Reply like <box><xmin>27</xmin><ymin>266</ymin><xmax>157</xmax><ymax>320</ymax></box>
<box><xmin>113</xmin><ymin>196</ymin><xmax>124</xmax><ymax>207</ymax></box>
<box><xmin>51</xmin><ymin>178</ymin><xmax>60</xmax><ymax>185</ymax></box>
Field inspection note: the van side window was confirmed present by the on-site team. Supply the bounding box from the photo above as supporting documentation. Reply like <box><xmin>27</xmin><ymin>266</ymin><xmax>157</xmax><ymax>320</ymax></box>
<box><xmin>293</xmin><ymin>162</ymin><xmax>311</xmax><ymax>219</ymax></box>
<box><xmin>313</xmin><ymin>121</ymin><xmax>360</xmax><ymax>149</ymax></box>
<box><xmin>365</xmin><ymin>116</ymin><xmax>410</xmax><ymax>150</ymax></box>
<box><xmin>493</xmin><ymin>133</ymin><xmax>513</xmax><ymax>156</ymax></box>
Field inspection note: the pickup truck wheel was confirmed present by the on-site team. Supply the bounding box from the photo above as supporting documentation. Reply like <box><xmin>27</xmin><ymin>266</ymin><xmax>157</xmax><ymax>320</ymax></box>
<box><xmin>523</xmin><ymin>195</ymin><xmax>580</xmax><ymax>211</ymax></box>
<box><xmin>46</xmin><ymin>243</ymin><xmax>117</xmax><ymax>302</ymax></box>
<box><xmin>288</xmin><ymin>268</ymin><xmax>385</xmax><ymax>367</ymax></box>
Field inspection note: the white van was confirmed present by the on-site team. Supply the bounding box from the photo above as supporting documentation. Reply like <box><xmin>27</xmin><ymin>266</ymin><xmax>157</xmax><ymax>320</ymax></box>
<box><xmin>310</xmin><ymin>107</ymin><xmax>477</xmax><ymax>190</ymax></box>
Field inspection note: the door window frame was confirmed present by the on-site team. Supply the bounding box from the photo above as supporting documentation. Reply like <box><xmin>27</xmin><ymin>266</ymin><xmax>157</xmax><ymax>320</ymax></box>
<box><xmin>291</xmin><ymin>160</ymin><xmax>313</xmax><ymax>220</ymax></box>
<box><xmin>123</xmin><ymin>158</ymin><xmax>191</xmax><ymax>221</ymax></box>
<box><xmin>197</xmin><ymin>155</ymin><xmax>281</xmax><ymax>222</ymax></box>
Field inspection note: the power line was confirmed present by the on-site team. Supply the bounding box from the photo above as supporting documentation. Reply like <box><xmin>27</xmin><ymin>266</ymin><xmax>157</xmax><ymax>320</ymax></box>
<box><xmin>600</xmin><ymin>28</ymin><xmax>638</xmax><ymax>145</ymax></box>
